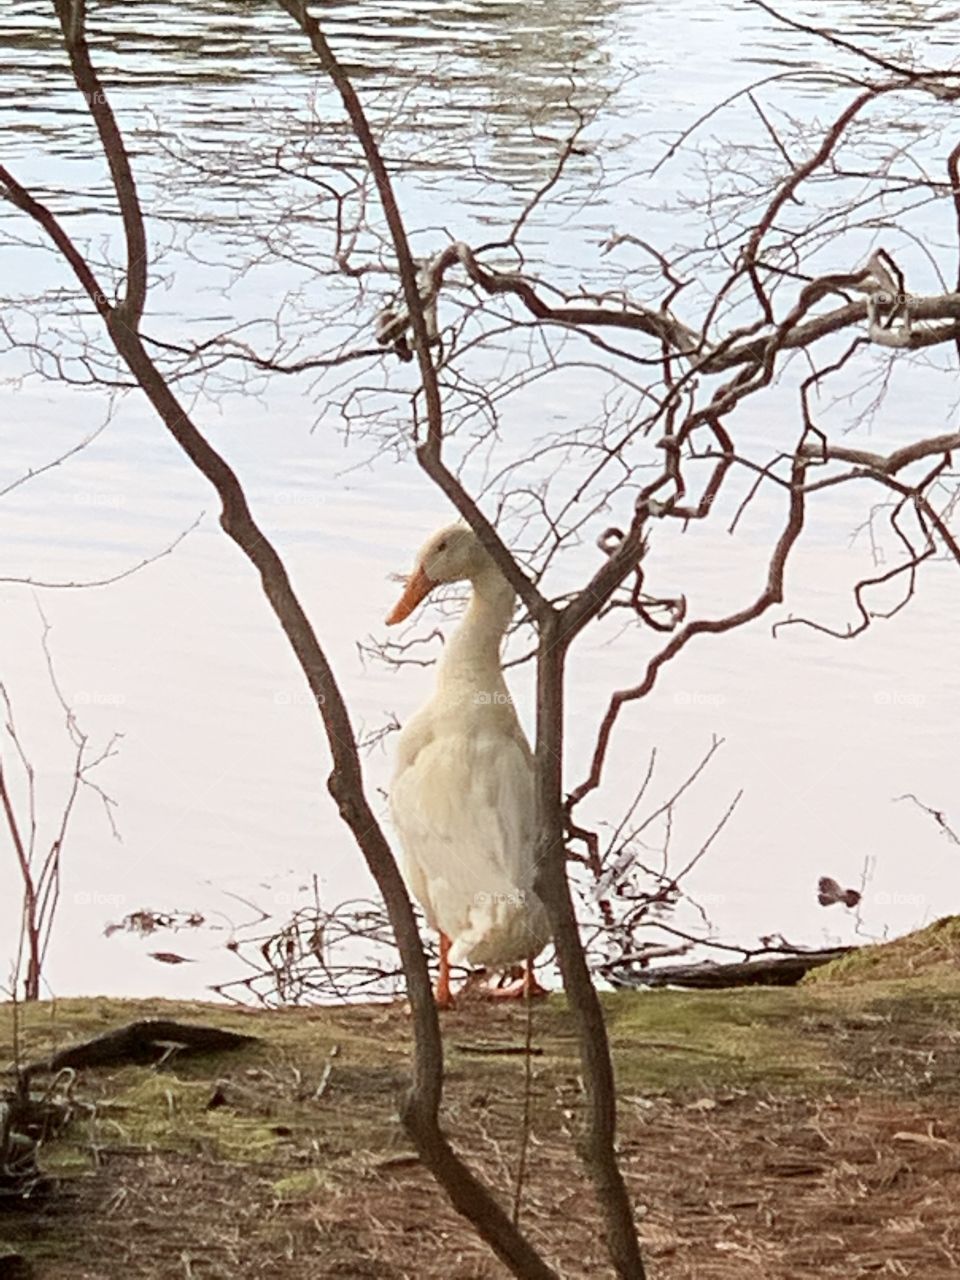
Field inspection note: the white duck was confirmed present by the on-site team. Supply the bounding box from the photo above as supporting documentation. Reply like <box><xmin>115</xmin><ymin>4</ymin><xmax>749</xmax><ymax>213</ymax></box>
<box><xmin>386</xmin><ymin>523</ymin><xmax>551</xmax><ymax>1008</ymax></box>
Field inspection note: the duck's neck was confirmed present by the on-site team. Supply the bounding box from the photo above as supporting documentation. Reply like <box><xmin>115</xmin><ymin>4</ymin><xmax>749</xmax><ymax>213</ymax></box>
<box><xmin>438</xmin><ymin>564</ymin><xmax>515</xmax><ymax>691</ymax></box>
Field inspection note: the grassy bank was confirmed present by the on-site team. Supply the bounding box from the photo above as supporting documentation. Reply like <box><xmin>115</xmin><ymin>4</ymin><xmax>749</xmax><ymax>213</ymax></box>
<box><xmin>2</xmin><ymin>923</ymin><xmax>959</xmax><ymax>1278</ymax></box>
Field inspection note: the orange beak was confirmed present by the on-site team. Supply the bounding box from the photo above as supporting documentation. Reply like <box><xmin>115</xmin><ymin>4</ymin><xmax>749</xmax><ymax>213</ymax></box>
<box><xmin>386</xmin><ymin>565</ymin><xmax>436</xmax><ymax>625</ymax></box>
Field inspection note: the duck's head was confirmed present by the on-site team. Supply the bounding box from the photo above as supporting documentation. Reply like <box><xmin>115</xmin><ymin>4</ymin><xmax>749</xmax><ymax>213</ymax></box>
<box><xmin>386</xmin><ymin>523</ymin><xmax>489</xmax><ymax>625</ymax></box>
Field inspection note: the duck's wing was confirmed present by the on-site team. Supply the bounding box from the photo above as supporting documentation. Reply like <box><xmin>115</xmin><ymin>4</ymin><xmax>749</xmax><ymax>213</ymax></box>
<box><xmin>389</xmin><ymin>718</ymin><xmax>441</xmax><ymax>929</ymax></box>
<box><xmin>470</xmin><ymin>726</ymin><xmax>539</xmax><ymax>889</ymax></box>
<box><xmin>389</xmin><ymin>722</ymin><xmax>539</xmax><ymax>938</ymax></box>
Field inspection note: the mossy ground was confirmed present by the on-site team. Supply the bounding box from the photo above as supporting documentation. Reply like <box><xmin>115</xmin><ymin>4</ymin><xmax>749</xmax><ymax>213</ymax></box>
<box><xmin>2</xmin><ymin>932</ymin><xmax>959</xmax><ymax>1279</ymax></box>
<box><xmin>806</xmin><ymin>913</ymin><xmax>960</xmax><ymax>985</ymax></box>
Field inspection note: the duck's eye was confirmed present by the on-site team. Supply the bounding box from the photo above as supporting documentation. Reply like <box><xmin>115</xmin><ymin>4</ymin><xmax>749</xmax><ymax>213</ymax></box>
<box><xmin>436</xmin><ymin>540</ymin><xmax>448</xmax><ymax>553</ymax></box>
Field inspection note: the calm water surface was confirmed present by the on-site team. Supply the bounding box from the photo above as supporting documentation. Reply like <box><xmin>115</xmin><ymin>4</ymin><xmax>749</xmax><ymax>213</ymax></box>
<box><xmin>1</xmin><ymin>0</ymin><xmax>958</xmax><ymax>998</ymax></box>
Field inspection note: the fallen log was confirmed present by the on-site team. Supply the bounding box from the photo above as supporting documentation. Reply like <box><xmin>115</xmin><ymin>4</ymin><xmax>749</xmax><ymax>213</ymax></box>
<box><xmin>0</xmin><ymin>1250</ymin><xmax>32</xmax><ymax>1277</ymax></box>
<box><xmin>608</xmin><ymin>947</ymin><xmax>854</xmax><ymax>990</ymax></box>
<box><xmin>24</xmin><ymin>1020</ymin><xmax>257</xmax><ymax>1074</ymax></box>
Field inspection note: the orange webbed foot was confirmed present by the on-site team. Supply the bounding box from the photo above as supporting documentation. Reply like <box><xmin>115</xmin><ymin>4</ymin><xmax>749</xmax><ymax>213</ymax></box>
<box><xmin>484</xmin><ymin>959</ymin><xmax>548</xmax><ymax>1001</ymax></box>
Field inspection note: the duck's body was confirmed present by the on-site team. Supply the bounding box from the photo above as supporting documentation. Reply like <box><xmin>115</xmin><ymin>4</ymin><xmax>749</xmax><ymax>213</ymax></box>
<box><xmin>386</xmin><ymin>525</ymin><xmax>550</xmax><ymax>1001</ymax></box>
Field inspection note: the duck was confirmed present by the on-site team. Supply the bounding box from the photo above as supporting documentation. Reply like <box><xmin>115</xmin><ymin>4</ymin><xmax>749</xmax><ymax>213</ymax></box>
<box><xmin>386</xmin><ymin>523</ymin><xmax>551</xmax><ymax>1008</ymax></box>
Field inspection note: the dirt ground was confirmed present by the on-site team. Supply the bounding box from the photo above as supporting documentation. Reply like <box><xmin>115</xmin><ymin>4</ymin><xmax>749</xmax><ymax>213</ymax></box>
<box><xmin>2</xmin><ymin>927</ymin><xmax>960</xmax><ymax>1279</ymax></box>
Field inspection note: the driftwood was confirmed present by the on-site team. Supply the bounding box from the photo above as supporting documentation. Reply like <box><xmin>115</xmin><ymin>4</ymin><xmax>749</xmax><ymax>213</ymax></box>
<box><xmin>453</xmin><ymin>1043</ymin><xmax>545</xmax><ymax>1057</ymax></box>
<box><xmin>0</xmin><ymin>1251</ymin><xmax>32</xmax><ymax>1277</ymax></box>
<box><xmin>608</xmin><ymin>947</ymin><xmax>854</xmax><ymax>990</ymax></box>
<box><xmin>26</xmin><ymin>1020</ymin><xmax>257</xmax><ymax>1074</ymax></box>
<box><xmin>0</xmin><ymin>1089</ymin><xmax>56</xmax><ymax>1208</ymax></box>
<box><xmin>0</xmin><ymin>1021</ymin><xmax>253</xmax><ymax>1215</ymax></box>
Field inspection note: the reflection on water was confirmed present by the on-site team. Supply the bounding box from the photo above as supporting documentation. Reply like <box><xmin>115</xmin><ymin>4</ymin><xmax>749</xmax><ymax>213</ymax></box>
<box><xmin>0</xmin><ymin>0</ymin><xmax>958</xmax><ymax>999</ymax></box>
<box><xmin>2</xmin><ymin>0</ymin><xmax>622</xmax><ymax>180</ymax></box>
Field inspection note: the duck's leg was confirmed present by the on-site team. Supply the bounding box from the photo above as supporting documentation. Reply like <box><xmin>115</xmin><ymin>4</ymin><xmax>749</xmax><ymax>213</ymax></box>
<box><xmin>435</xmin><ymin>932</ymin><xmax>455</xmax><ymax>1010</ymax></box>
<box><xmin>521</xmin><ymin>957</ymin><xmax>549</xmax><ymax>998</ymax></box>
<box><xmin>486</xmin><ymin>956</ymin><xmax>548</xmax><ymax>1000</ymax></box>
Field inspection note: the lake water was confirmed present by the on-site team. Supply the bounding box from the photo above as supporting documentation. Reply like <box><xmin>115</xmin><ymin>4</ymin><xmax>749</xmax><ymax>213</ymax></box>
<box><xmin>1</xmin><ymin>0</ymin><xmax>958</xmax><ymax>1001</ymax></box>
